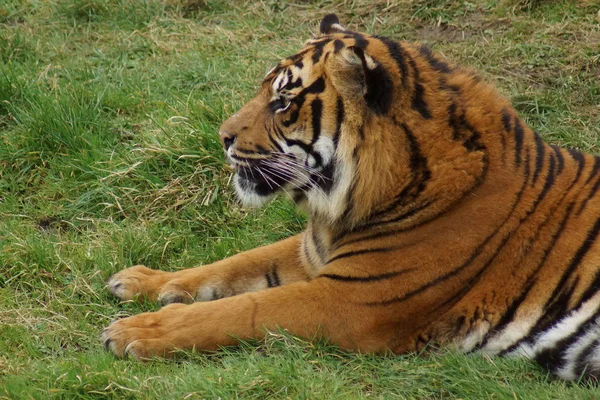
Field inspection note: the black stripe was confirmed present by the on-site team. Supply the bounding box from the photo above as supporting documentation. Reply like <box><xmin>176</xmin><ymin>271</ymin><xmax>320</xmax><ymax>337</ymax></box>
<box><xmin>576</xmin><ymin>175</ymin><xmax>600</xmax><ymax>216</ymax></box>
<box><xmin>375</xmin><ymin>36</ymin><xmax>409</xmax><ymax>87</ymax></box>
<box><xmin>276</xmin><ymin>72</ymin><xmax>286</xmax><ymax>91</ymax></box>
<box><xmin>311</xmin><ymin>46</ymin><xmax>323</xmax><ymax>65</ymax></box>
<box><xmin>327</xmin><ymin>247</ymin><xmax>397</xmax><ymax>264</ymax></box>
<box><xmin>513</xmin><ymin>117</ymin><xmax>525</xmax><ymax>167</ymax></box>
<box><xmin>271</xmin><ymin>268</ymin><xmax>281</xmax><ymax>287</ymax></box>
<box><xmin>307</xmin><ymin>146</ymin><xmax>324</xmax><ymax>167</ymax></box>
<box><xmin>448</xmin><ymin>102</ymin><xmax>460</xmax><ymax>140</ymax></box>
<box><xmin>282</xmin><ymin>95</ymin><xmax>305</xmax><ymax>127</ymax></box>
<box><xmin>364</xmin><ymin>57</ymin><xmax>394</xmax><ymax>115</ymax></box>
<box><xmin>461</xmin><ymin>119</ymin><xmax>488</xmax><ymax>167</ymax></box>
<box><xmin>551</xmin><ymin>145</ymin><xmax>564</xmax><ymax>176</ymax></box>
<box><xmin>304</xmin><ymin>77</ymin><xmax>326</xmax><ymax>95</ymax></box>
<box><xmin>265</xmin><ymin>273</ymin><xmax>274</xmax><ymax>288</ymax></box>
<box><xmin>532</xmin><ymin>132</ymin><xmax>546</xmax><ymax>186</ymax></box>
<box><xmin>499</xmin><ymin>131</ymin><xmax>507</xmax><ymax>162</ymax></box>
<box><xmin>501</xmin><ymin>108</ymin><xmax>512</xmax><ymax>132</ymax></box>
<box><xmin>333</xmin><ymin>39</ymin><xmax>344</xmax><ymax>53</ymax></box>
<box><xmin>407</xmin><ymin>55</ymin><xmax>431</xmax><ymax>119</ymax></box>
<box><xmin>284</xmin><ymin>76</ymin><xmax>303</xmax><ymax>91</ymax></box>
<box><xmin>448</xmin><ymin>103</ymin><xmax>487</xmax><ymax>154</ymax></box>
<box><xmin>255</xmin><ymin>145</ymin><xmax>269</xmax><ymax>154</ymax></box>
<box><xmin>585</xmin><ymin>155</ymin><xmax>600</xmax><ymax>185</ymax></box>
<box><xmin>360</xmin><ymin>201</ymin><xmax>433</xmax><ymax>232</ymax></box>
<box><xmin>577</xmin><ymin>269</ymin><xmax>600</xmax><ymax>308</ymax></box>
<box><xmin>321</xmin><ymin>268</ymin><xmax>416</xmax><ymax>282</ymax></box>
<box><xmin>333</xmin><ymin>97</ymin><xmax>344</xmax><ymax>146</ymax></box>
<box><xmin>500</xmin><ymin>109</ymin><xmax>511</xmax><ymax>163</ymax></box>
<box><xmin>418</xmin><ymin>44</ymin><xmax>451</xmax><ymax>73</ymax></box>
<box><xmin>311</xmin><ymin>39</ymin><xmax>331</xmax><ymax>64</ymax></box>
<box><xmin>366</xmin><ymin>222</ymin><xmax>514</xmax><ymax>308</ymax></box>
<box><xmin>285</xmin><ymin>69</ymin><xmax>293</xmax><ymax>88</ymax></box>
<box><xmin>314</xmin><ymin>161</ymin><xmax>335</xmax><ymax>194</ymax></box>
<box><xmin>311</xmin><ymin>98</ymin><xmax>322</xmax><ymax>144</ymax></box>
<box><xmin>568</xmin><ymin>148</ymin><xmax>586</xmax><ymax>184</ymax></box>
<box><xmin>351</xmin><ymin>32</ymin><xmax>368</xmax><ymax>49</ymax></box>
<box><xmin>527</xmin><ymin>153</ymin><xmax>556</xmax><ymax>216</ymax></box>
<box><xmin>402</xmin><ymin>122</ymin><xmax>430</xmax><ymax>176</ymax></box>
<box><xmin>272</xmin><ymin>122</ymin><xmax>286</xmax><ymax>141</ymax></box>
<box><xmin>435</xmin><ymin>160</ymin><xmax>557</xmax><ymax>320</ymax></box>
<box><xmin>267</xmin><ymin>131</ymin><xmax>285</xmax><ymax>154</ymax></box>
<box><xmin>284</xmin><ymin>138</ymin><xmax>312</xmax><ymax>153</ymax></box>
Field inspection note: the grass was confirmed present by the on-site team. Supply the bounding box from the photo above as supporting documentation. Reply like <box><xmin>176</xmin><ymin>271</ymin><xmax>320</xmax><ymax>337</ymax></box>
<box><xmin>1</xmin><ymin>0</ymin><xmax>599</xmax><ymax>398</ymax></box>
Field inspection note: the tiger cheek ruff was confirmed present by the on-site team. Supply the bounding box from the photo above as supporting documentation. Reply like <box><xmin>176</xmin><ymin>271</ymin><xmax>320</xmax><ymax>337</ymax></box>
<box><xmin>102</xmin><ymin>14</ymin><xmax>600</xmax><ymax>381</ymax></box>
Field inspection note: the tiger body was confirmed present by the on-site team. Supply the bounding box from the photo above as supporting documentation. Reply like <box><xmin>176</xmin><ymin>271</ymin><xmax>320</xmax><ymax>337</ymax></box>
<box><xmin>102</xmin><ymin>15</ymin><xmax>600</xmax><ymax>380</ymax></box>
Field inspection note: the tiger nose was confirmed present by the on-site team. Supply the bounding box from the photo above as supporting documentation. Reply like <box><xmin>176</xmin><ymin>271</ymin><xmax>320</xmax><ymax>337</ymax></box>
<box><xmin>219</xmin><ymin>130</ymin><xmax>237</xmax><ymax>151</ymax></box>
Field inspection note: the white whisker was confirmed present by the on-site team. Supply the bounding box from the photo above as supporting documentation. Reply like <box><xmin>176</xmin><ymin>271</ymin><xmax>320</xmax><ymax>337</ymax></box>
<box><xmin>255</xmin><ymin>167</ymin><xmax>274</xmax><ymax>190</ymax></box>
<box><xmin>271</xmin><ymin>153</ymin><xmax>332</xmax><ymax>182</ymax></box>
<box><xmin>263</xmin><ymin>160</ymin><xmax>329</xmax><ymax>201</ymax></box>
<box><xmin>261</xmin><ymin>162</ymin><xmax>308</xmax><ymax>190</ymax></box>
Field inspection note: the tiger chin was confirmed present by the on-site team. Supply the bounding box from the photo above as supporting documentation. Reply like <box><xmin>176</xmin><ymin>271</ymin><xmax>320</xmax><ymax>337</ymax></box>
<box><xmin>102</xmin><ymin>14</ymin><xmax>600</xmax><ymax>381</ymax></box>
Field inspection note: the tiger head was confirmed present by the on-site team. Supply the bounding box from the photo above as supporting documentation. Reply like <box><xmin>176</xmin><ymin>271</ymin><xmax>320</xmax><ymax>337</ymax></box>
<box><xmin>219</xmin><ymin>14</ymin><xmax>490</xmax><ymax>229</ymax></box>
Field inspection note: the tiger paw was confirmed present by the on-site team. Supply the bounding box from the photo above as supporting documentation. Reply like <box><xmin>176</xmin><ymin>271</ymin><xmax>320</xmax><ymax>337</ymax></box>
<box><xmin>107</xmin><ymin>265</ymin><xmax>220</xmax><ymax>305</ymax></box>
<box><xmin>107</xmin><ymin>265</ymin><xmax>174</xmax><ymax>302</ymax></box>
<box><xmin>101</xmin><ymin>303</ymin><xmax>188</xmax><ymax>359</ymax></box>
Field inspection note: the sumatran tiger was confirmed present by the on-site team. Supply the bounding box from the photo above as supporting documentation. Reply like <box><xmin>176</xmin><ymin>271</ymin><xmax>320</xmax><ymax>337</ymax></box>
<box><xmin>102</xmin><ymin>14</ymin><xmax>600</xmax><ymax>380</ymax></box>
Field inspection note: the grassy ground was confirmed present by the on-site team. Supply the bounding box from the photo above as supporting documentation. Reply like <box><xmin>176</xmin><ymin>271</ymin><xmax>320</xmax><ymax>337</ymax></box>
<box><xmin>1</xmin><ymin>0</ymin><xmax>599</xmax><ymax>398</ymax></box>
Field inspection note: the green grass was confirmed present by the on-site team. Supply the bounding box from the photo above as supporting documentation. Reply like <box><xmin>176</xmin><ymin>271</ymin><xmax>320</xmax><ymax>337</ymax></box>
<box><xmin>1</xmin><ymin>0</ymin><xmax>599</xmax><ymax>398</ymax></box>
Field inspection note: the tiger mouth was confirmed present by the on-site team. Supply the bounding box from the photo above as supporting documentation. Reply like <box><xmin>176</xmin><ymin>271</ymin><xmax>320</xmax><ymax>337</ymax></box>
<box><xmin>235</xmin><ymin>163</ymin><xmax>290</xmax><ymax>196</ymax></box>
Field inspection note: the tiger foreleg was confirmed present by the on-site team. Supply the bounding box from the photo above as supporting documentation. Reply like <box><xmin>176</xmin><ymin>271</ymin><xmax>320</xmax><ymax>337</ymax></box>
<box><xmin>102</xmin><ymin>278</ymin><xmax>393</xmax><ymax>359</ymax></box>
<box><xmin>107</xmin><ymin>235</ymin><xmax>309</xmax><ymax>305</ymax></box>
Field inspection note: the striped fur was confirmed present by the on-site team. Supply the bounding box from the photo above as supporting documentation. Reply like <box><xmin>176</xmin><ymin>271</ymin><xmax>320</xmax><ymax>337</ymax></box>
<box><xmin>103</xmin><ymin>15</ymin><xmax>600</xmax><ymax>380</ymax></box>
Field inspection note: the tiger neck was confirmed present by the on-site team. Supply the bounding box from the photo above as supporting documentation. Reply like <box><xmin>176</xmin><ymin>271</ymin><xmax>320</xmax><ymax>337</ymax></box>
<box><xmin>319</xmin><ymin>97</ymin><xmax>527</xmax><ymax>239</ymax></box>
<box><xmin>339</xmin><ymin>120</ymin><xmax>489</xmax><ymax>234</ymax></box>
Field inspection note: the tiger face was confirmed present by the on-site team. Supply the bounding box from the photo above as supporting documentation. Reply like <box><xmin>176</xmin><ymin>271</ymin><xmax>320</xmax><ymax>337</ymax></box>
<box><xmin>219</xmin><ymin>17</ymin><xmax>381</xmax><ymax>221</ymax></box>
<box><xmin>219</xmin><ymin>54</ymin><xmax>340</xmax><ymax>208</ymax></box>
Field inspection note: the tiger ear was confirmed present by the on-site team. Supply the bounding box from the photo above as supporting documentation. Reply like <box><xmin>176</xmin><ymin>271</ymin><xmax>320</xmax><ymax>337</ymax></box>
<box><xmin>320</xmin><ymin>13</ymin><xmax>345</xmax><ymax>34</ymax></box>
<box><xmin>328</xmin><ymin>46</ymin><xmax>367</xmax><ymax>99</ymax></box>
<box><xmin>327</xmin><ymin>46</ymin><xmax>394</xmax><ymax>115</ymax></box>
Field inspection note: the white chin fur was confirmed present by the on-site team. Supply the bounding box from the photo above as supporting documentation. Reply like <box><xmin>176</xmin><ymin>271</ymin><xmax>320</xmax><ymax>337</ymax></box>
<box><xmin>233</xmin><ymin>174</ymin><xmax>274</xmax><ymax>208</ymax></box>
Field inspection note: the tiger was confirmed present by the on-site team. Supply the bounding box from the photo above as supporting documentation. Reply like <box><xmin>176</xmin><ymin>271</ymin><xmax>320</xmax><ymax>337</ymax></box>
<box><xmin>102</xmin><ymin>14</ymin><xmax>600</xmax><ymax>381</ymax></box>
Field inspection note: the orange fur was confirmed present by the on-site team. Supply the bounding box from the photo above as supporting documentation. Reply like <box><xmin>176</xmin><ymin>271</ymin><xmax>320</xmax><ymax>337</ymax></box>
<box><xmin>103</xmin><ymin>15</ymin><xmax>600</xmax><ymax>380</ymax></box>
